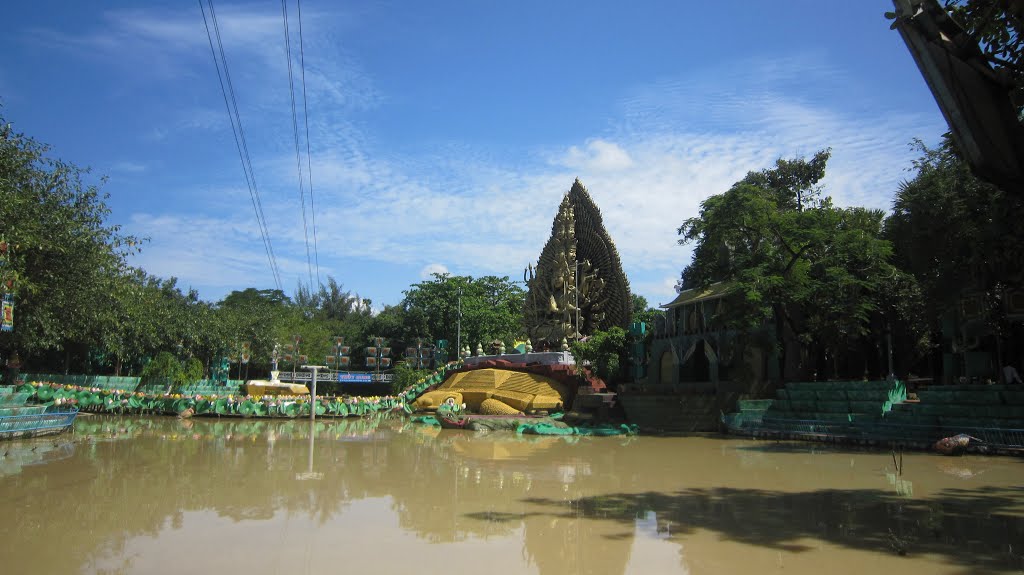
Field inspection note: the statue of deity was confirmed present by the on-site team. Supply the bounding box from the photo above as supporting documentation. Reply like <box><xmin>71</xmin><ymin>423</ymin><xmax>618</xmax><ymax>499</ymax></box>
<box><xmin>524</xmin><ymin>179</ymin><xmax>632</xmax><ymax>348</ymax></box>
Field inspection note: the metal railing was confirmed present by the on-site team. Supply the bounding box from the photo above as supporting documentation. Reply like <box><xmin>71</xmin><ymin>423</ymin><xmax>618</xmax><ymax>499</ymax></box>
<box><xmin>0</xmin><ymin>409</ymin><xmax>78</xmax><ymax>436</ymax></box>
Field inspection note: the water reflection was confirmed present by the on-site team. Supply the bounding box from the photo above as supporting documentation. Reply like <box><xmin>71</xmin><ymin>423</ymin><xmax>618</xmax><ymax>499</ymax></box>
<box><xmin>0</xmin><ymin>416</ymin><xmax>1021</xmax><ymax>574</ymax></box>
<box><xmin>0</xmin><ymin>438</ymin><xmax>75</xmax><ymax>477</ymax></box>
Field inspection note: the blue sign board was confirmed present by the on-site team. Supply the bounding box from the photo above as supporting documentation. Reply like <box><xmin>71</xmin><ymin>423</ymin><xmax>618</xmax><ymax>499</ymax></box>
<box><xmin>337</xmin><ymin>372</ymin><xmax>373</xmax><ymax>383</ymax></box>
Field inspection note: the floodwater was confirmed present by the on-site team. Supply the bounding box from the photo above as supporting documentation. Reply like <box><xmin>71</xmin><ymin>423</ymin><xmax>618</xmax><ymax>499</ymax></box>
<box><xmin>1</xmin><ymin>415</ymin><xmax>1022</xmax><ymax>575</ymax></box>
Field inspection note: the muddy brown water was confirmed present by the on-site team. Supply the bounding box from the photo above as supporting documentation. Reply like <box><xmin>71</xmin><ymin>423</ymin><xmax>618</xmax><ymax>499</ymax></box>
<box><xmin>1</xmin><ymin>415</ymin><xmax>1022</xmax><ymax>574</ymax></box>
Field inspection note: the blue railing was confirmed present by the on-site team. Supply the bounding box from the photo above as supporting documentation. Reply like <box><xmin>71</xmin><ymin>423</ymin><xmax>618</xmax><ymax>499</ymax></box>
<box><xmin>0</xmin><ymin>409</ymin><xmax>78</xmax><ymax>436</ymax></box>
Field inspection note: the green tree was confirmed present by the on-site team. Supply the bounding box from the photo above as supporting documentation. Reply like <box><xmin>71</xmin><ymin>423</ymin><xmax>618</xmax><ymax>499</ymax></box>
<box><xmin>631</xmin><ymin>294</ymin><xmax>660</xmax><ymax>327</ymax></box>
<box><xmin>942</xmin><ymin>0</ymin><xmax>1024</xmax><ymax>114</ymax></box>
<box><xmin>369</xmin><ymin>304</ymin><xmax>409</xmax><ymax>343</ymax></box>
<box><xmin>0</xmin><ymin>115</ymin><xmax>139</xmax><ymax>370</ymax></box>
<box><xmin>388</xmin><ymin>361</ymin><xmax>431</xmax><ymax>394</ymax></box>
<box><xmin>293</xmin><ymin>276</ymin><xmax>374</xmax><ymax>360</ymax></box>
<box><xmin>140</xmin><ymin>351</ymin><xmax>201</xmax><ymax>392</ymax></box>
<box><xmin>221</xmin><ymin>288</ymin><xmax>290</xmax><ymax>308</ymax></box>
<box><xmin>886</xmin><ymin>136</ymin><xmax>1024</xmax><ymax>369</ymax></box>
<box><xmin>217</xmin><ymin>288</ymin><xmax>292</xmax><ymax>377</ymax></box>
<box><xmin>678</xmin><ymin>151</ymin><xmax>906</xmax><ymax>380</ymax></box>
<box><xmin>400</xmin><ymin>274</ymin><xmax>525</xmax><ymax>352</ymax></box>
<box><xmin>95</xmin><ymin>270</ymin><xmax>226</xmax><ymax>376</ymax></box>
<box><xmin>570</xmin><ymin>327</ymin><xmax>629</xmax><ymax>385</ymax></box>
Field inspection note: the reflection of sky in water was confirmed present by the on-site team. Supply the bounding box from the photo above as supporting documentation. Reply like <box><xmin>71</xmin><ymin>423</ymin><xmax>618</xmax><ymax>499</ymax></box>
<box><xmin>624</xmin><ymin>511</ymin><xmax>689</xmax><ymax>575</ymax></box>
<box><xmin>0</xmin><ymin>440</ymin><xmax>74</xmax><ymax>477</ymax></box>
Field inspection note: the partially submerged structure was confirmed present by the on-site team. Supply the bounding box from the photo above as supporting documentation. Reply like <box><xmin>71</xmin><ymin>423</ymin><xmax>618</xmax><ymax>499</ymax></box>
<box><xmin>618</xmin><ymin>283</ymin><xmax>776</xmax><ymax>432</ymax></box>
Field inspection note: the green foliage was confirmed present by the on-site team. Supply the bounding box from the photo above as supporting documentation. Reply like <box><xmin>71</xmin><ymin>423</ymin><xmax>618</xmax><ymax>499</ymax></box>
<box><xmin>942</xmin><ymin>0</ymin><xmax>1023</xmax><ymax>114</ymax></box>
<box><xmin>217</xmin><ymin>287</ymin><xmax>294</xmax><ymax>375</ymax></box>
<box><xmin>388</xmin><ymin>361</ymin><xmax>431</xmax><ymax>395</ymax></box>
<box><xmin>0</xmin><ymin>115</ymin><xmax>140</xmax><ymax>363</ymax></box>
<box><xmin>886</xmin><ymin>136</ymin><xmax>1024</xmax><ymax>344</ymax></box>
<box><xmin>181</xmin><ymin>357</ymin><xmax>204</xmax><ymax>385</ymax></box>
<box><xmin>221</xmin><ymin>288</ymin><xmax>290</xmax><ymax>308</ymax></box>
<box><xmin>141</xmin><ymin>352</ymin><xmax>178</xmax><ymax>389</ymax></box>
<box><xmin>887</xmin><ymin>137</ymin><xmax>1024</xmax><ymax>301</ymax></box>
<box><xmin>141</xmin><ymin>352</ymin><xmax>204</xmax><ymax>390</ymax></box>
<box><xmin>678</xmin><ymin>150</ymin><xmax>909</xmax><ymax>379</ymax></box>
<box><xmin>631</xmin><ymin>294</ymin><xmax>660</xmax><ymax>327</ymax></box>
<box><xmin>369</xmin><ymin>304</ymin><xmax>408</xmax><ymax>343</ymax></box>
<box><xmin>570</xmin><ymin>327</ymin><xmax>629</xmax><ymax>384</ymax></box>
<box><xmin>98</xmin><ymin>270</ymin><xmax>220</xmax><ymax>376</ymax></box>
<box><xmin>401</xmin><ymin>273</ymin><xmax>525</xmax><ymax>352</ymax></box>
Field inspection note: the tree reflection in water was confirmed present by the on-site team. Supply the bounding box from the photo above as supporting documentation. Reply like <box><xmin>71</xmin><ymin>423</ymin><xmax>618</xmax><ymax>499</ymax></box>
<box><xmin>0</xmin><ymin>416</ymin><xmax>1022</xmax><ymax>574</ymax></box>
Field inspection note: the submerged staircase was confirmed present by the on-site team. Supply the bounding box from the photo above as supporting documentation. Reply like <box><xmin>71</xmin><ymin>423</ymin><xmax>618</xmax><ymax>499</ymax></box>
<box><xmin>882</xmin><ymin>385</ymin><xmax>1024</xmax><ymax>447</ymax></box>
<box><xmin>725</xmin><ymin>380</ymin><xmax>1024</xmax><ymax>451</ymax></box>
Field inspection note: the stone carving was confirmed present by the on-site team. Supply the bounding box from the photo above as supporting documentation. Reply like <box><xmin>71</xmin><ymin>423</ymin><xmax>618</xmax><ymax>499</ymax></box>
<box><xmin>524</xmin><ymin>179</ymin><xmax>632</xmax><ymax>347</ymax></box>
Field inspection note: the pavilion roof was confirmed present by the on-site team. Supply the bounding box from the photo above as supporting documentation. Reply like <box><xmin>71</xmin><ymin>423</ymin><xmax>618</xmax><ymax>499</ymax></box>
<box><xmin>661</xmin><ymin>282</ymin><xmax>735</xmax><ymax>309</ymax></box>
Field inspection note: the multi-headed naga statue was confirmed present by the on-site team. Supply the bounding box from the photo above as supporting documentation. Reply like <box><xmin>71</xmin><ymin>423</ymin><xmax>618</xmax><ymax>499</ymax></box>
<box><xmin>524</xmin><ymin>179</ymin><xmax>632</xmax><ymax>348</ymax></box>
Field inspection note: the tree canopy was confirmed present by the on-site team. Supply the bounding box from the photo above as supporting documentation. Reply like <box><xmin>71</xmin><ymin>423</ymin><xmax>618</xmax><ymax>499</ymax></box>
<box><xmin>1</xmin><ymin>115</ymin><xmax>139</xmax><ymax>367</ymax></box>
<box><xmin>400</xmin><ymin>273</ymin><xmax>525</xmax><ymax>355</ymax></box>
<box><xmin>678</xmin><ymin>150</ymin><xmax>911</xmax><ymax>379</ymax></box>
<box><xmin>0</xmin><ymin>111</ymin><xmax>538</xmax><ymax>378</ymax></box>
<box><xmin>886</xmin><ymin>135</ymin><xmax>1024</xmax><ymax>364</ymax></box>
<box><xmin>943</xmin><ymin>0</ymin><xmax>1024</xmax><ymax>113</ymax></box>
<box><xmin>570</xmin><ymin>327</ymin><xmax>629</xmax><ymax>385</ymax></box>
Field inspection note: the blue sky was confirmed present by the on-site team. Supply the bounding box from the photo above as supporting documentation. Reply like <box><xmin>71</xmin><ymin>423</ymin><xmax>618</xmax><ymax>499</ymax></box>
<box><xmin>2</xmin><ymin>1</ymin><xmax>947</xmax><ymax>310</ymax></box>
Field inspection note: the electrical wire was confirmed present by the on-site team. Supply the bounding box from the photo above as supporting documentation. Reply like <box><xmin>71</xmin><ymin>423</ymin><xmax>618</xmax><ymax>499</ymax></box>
<box><xmin>281</xmin><ymin>0</ymin><xmax>315</xmax><ymax>290</ymax></box>
<box><xmin>199</xmin><ymin>0</ymin><xmax>283</xmax><ymax>291</ymax></box>
<box><xmin>296</xmin><ymin>0</ymin><xmax>321</xmax><ymax>288</ymax></box>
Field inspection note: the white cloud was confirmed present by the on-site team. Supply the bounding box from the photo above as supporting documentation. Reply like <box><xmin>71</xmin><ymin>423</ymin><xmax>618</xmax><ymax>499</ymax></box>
<box><xmin>107</xmin><ymin>33</ymin><xmax>943</xmax><ymax>310</ymax></box>
<box><xmin>110</xmin><ymin>161</ymin><xmax>147</xmax><ymax>174</ymax></box>
<box><xmin>127</xmin><ymin>96</ymin><xmax>940</xmax><ymax>308</ymax></box>
<box><xmin>419</xmin><ymin>264</ymin><xmax>448</xmax><ymax>279</ymax></box>
<box><xmin>558</xmin><ymin>139</ymin><xmax>634</xmax><ymax>172</ymax></box>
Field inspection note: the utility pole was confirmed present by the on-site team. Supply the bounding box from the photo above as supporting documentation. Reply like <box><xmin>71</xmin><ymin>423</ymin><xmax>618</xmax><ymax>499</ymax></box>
<box><xmin>574</xmin><ymin>260</ymin><xmax>581</xmax><ymax>341</ymax></box>
<box><xmin>457</xmin><ymin>287</ymin><xmax>463</xmax><ymax>357</ymax></box>
<box><xmin>302</xmin><ymin>364</ymin><xmax>326</xmax><ymax>421</ymax></box>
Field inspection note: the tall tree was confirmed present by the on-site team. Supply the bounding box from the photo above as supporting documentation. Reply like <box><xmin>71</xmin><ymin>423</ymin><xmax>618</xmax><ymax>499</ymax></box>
<box><xmin>678</xmin><ymin>151</ymin><xmax>907</xmax><ymax>380</ymax></box>
<box><xmin>631</xmin><ymin>294</ymin><xmax>660</xmax><ymax>327</ymax></box>
<box><xmin>886</xmin><ymin>136</ymin><xmax>1024</xmax><ymax>369</ymax></box>
<box><xmin>0</xmin><ymin>115</ymin><xmax>139</xmax><ymax>369</ymax></box>
<box><xmin>401</xmin><ymin>273</ymin><xmax>525</xmax><ymax>353</ymax></box>
<box><xmin>217</xmin><ymin>288</ymin><xmax>292</xmax><ymax>377</ymax></box>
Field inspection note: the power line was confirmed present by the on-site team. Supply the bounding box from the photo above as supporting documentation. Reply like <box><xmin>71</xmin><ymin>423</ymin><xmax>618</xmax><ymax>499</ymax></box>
<box><xmin>210</xmin><ymin>0</ymin><xmax>282</xmax><ymax>291</ymax></box>
<box><xmin>199</xmin><ymin>0</ymin><xmax>283</xmax><ymax>291</ymax></box>
<box><xmin>296</xmin><ymin>0</ymin><xmax>321</xmax><ymax>288</ymax></box>
<box><xmin>281</xmin><ymin>0</ymin><xmax>315</xmax><ymax>290</ymax></box>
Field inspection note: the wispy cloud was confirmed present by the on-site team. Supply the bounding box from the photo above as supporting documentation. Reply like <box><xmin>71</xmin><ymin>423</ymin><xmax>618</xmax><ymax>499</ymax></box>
<box><xmin>110</xmin><ymin>161</ymin><xmax>147</xmax><ymax>174</ymax></box>
<box><xmin>99</xmin><ymin>9</ymin><xmax>942</xmax><ymax>309</ymax></box>
<box><xmin>560</xmin><ymin>139</ymin><xmax>634</xmax><ymax>172</ymax></box>
<box><xmin>420</xmin><ymin>264</ymin><xmax>448</xmax><ymax>279</ymax></box>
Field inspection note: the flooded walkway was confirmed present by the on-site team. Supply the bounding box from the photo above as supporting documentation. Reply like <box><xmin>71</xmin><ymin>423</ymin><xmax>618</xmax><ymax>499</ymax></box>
<box><xmin>1</xmin><ymin>415</ymin><xmax>1022</xmax><ymax>574</ymax></box>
